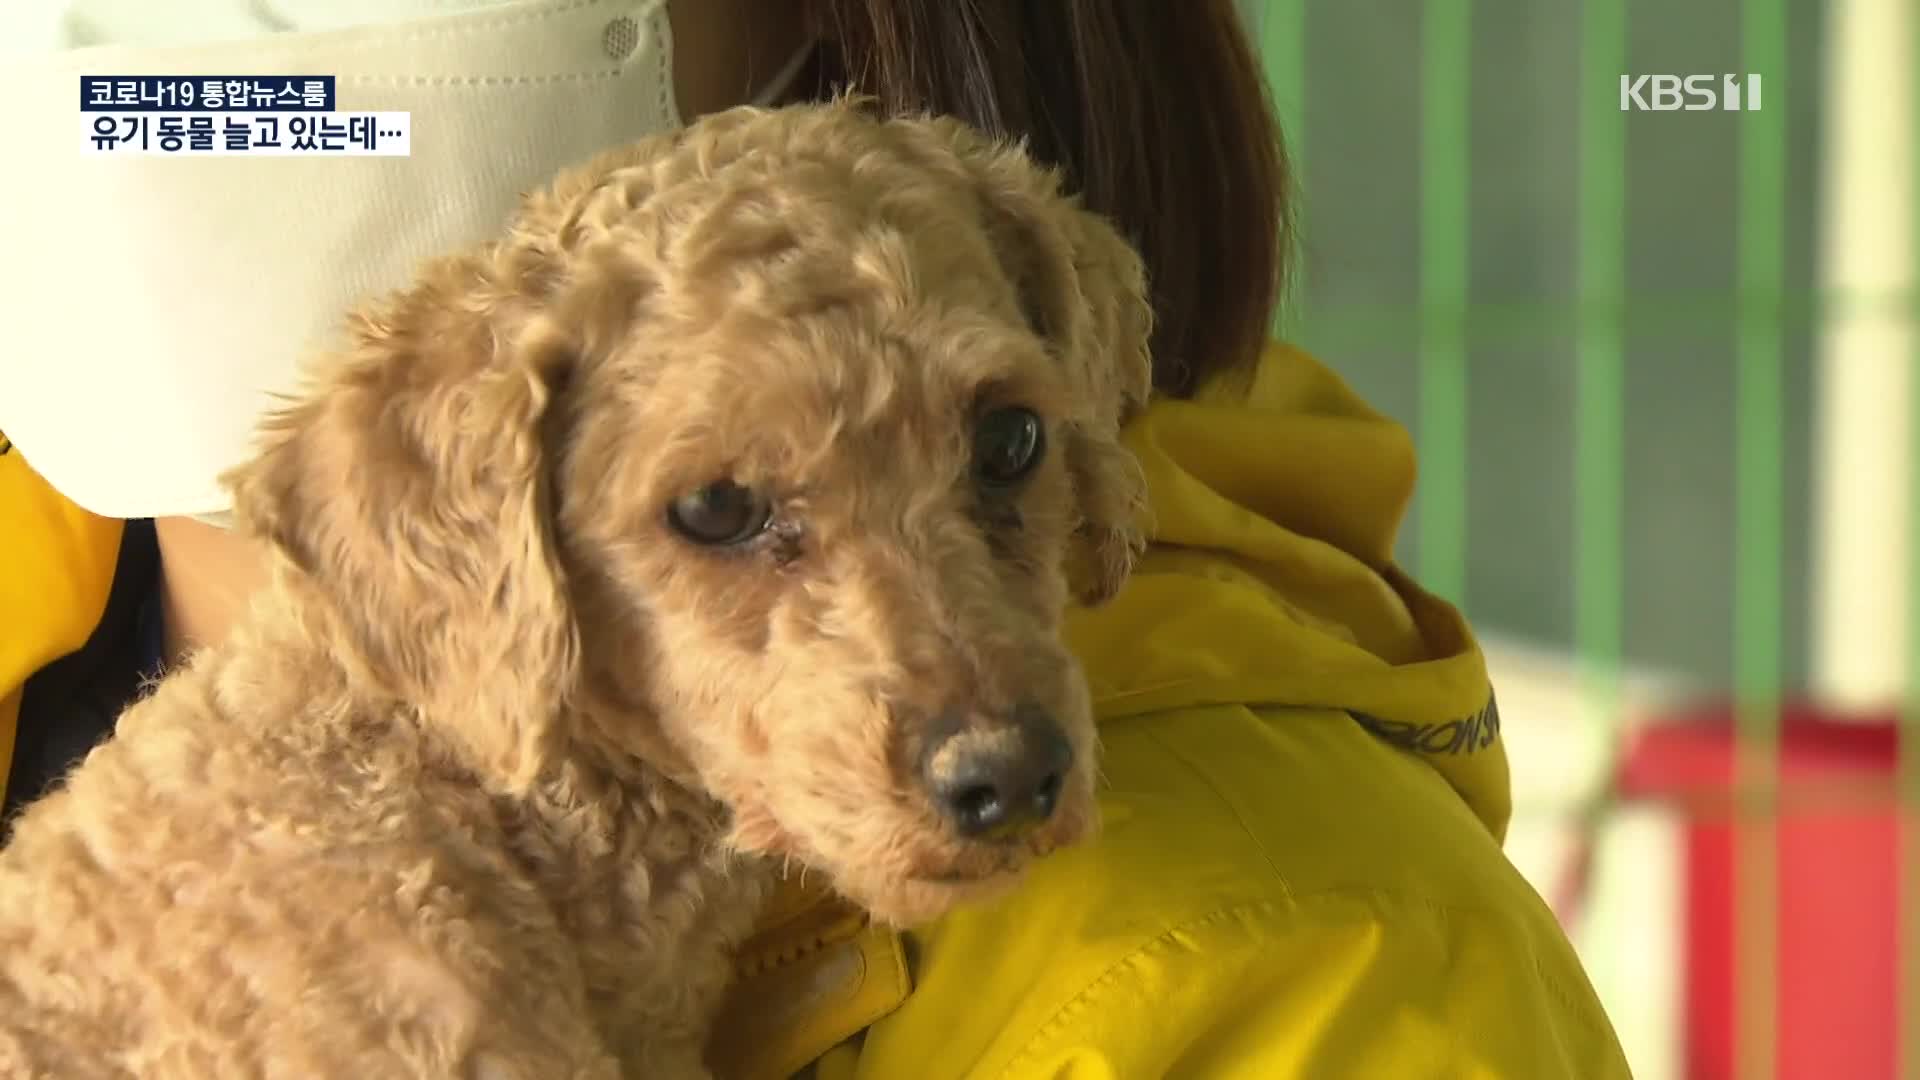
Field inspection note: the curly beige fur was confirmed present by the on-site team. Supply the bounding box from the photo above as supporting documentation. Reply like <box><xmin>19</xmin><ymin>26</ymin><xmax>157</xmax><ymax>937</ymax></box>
<box><xmin>0</xmin><ymin>100</ymin><xmax>1152</xmax><ymax>1078</ymax></box>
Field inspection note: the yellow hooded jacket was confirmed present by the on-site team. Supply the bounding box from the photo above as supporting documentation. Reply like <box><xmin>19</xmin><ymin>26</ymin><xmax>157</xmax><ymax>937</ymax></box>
<box><xmin>0</xmin><ymin>345</ymin><xmax>1629</xmax><ymax>1078</ymax></box>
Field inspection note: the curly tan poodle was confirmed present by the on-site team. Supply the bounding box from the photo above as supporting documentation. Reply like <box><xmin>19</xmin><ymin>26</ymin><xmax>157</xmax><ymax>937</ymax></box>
<box><xmin>0</xmin><ymin>101</ymin><xmax>1151</xmax><ymax>1078</ymax></box>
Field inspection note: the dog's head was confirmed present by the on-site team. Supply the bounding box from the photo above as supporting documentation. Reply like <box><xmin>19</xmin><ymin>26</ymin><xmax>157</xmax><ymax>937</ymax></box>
<box><xmin>226</xmin><ymin>102</ymin><xmax>1153</xmax><ymax>926</ymax></box>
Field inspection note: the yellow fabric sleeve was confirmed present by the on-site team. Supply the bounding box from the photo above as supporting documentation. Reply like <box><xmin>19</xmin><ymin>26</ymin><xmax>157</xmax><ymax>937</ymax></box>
<box><xmin>0</xmin><ymin>436</ymin><xmax>123</xmax><ymax>808</ymax></box>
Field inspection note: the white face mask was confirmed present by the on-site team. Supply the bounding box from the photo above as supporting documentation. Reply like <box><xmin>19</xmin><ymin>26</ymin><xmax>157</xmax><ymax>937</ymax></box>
<box><xmin>0</xmin><ymin>0</ymin><xmax>812</xmax><ymax>523</ymax></box>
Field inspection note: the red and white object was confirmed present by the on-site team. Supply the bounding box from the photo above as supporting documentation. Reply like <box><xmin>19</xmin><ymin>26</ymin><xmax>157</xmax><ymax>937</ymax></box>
<box><xmin>1605</xmin><ymin>703</ymin><xmax>1905</xmax><ymax>1080</ymax></box>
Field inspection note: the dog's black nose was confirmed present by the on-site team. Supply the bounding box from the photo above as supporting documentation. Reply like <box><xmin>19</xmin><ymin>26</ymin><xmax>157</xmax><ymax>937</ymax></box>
<box><xmin>922</xmin><ymin>709</ymin><xmax>1073</xmax><ymax>838</ymax></box>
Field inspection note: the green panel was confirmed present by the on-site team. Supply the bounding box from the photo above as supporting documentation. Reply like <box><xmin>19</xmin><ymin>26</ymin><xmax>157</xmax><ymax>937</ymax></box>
<box><xmin>1418</xmin><ymin>1</ymin><xmax>1473</xmax><ymax>607</ymax></box>
<box><xmin>1460</xmin><ymin>3</ymin><xmax>1583</xmax><ymax>655</ymax></box>
<box><xmin>1575</xmin><ymin>0</ymin><xmax>1627</xmax><ymax>714</ymax></box>
<box><xmin>1731</xmin><ymin>0</ymin><xmax>1791</xmax><ymax>1072</ymax></box>
<box><xmin>1258</xmin><ymin>0</ymin><xmax>1307</xmax><ymax>164</ymax></box>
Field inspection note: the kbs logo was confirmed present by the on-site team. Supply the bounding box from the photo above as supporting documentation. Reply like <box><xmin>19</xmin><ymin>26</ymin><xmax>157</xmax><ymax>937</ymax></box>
<box><xmin>1619</xmin><ymin>73</ymin><xmax>1763</xmax><ymax>111</ymax></box>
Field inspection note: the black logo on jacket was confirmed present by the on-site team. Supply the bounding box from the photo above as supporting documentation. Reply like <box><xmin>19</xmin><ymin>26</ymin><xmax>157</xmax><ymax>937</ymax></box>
<box><xmin>1349</xmin><ymin>693</ymin><xmax>1501</xmax><ymax>756</ymax></box>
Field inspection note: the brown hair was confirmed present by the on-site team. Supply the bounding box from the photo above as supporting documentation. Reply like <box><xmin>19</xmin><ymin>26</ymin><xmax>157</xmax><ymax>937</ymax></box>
<box><xmin>805</xmin><ymin>0</ymin><xmax>1292</xmax><ymax>399</ymax></box>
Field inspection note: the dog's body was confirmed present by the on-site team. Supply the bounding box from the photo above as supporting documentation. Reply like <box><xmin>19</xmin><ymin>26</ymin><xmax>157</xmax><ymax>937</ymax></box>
<box><xmin>0</xmin><ymin>102</ymin><xmax>1151</xmax><ymax>1078</ymax></box>
<box><xmin>0</xmin><ymin>611</ymin><xmax>760</xmax><ymax>1078</ymax></box>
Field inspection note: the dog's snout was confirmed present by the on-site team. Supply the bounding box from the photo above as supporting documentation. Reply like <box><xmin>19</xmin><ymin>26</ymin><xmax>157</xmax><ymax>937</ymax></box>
<box><xmin>922</xmin><ymin>707</ymin><xmax>1073</xmax><ymax>839</ymax></box>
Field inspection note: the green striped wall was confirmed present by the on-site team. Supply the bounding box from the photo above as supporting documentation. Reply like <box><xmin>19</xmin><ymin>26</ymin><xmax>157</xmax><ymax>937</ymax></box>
<box><xmin>1242</xmin><ymin>2</ymin><xmax>1919</xmax><ymax>1078</ymax></box>
<box><xmin>1248</xmin><ymin>0</ymin><xmax>1822</xmax><ymax>692</ymax></box>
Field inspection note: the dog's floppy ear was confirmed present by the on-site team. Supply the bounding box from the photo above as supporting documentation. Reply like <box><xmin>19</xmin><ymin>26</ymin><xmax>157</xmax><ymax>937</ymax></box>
<box><xmin>932</xmin><ymin>118</ymin><xmax>1156</xmax><ymax>604</ymax></box>
<box><xmin>224</xmin><ymin>255</ymin><xmax>582</xmax><ymax>793</ymax></box>
<box><xmin>1045</xmin><ymin>208</ymin><xmax>1156</xmax><ymax>605</ymax></box>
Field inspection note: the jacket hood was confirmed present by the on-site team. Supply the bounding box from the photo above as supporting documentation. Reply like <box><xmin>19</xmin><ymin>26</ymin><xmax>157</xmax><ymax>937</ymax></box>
<box><xmin>1063</xmin><ymin>343</ymin><xmax>1510</xmax><ymax>838</ymax></box>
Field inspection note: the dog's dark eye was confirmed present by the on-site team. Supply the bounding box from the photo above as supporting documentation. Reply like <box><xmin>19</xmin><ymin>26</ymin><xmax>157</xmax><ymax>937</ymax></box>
<box><xmin>667</xmin><ymin>480</ymin><xmax>771</xmax><ymax>546</ymax></box>
<box><xmin>974</xmin><ymin>407</ymin><xmax>1045</xmax><ymax>489</ymax></box>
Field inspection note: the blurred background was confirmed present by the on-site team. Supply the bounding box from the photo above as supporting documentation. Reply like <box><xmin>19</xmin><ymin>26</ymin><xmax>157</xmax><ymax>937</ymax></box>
<box><xmin>1236</xmin><ymin>1</ymin><xmax>1916</xmax><ymax>1078</ymax></box>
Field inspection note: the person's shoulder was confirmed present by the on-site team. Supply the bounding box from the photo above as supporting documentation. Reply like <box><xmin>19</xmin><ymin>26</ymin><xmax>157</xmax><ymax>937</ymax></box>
<box><xmin>1112</xmin><ymin>699</ymin><xmax>1512</xmax><ymax>901</ymax></box>
<box><xmin>849</xmin><ymin>702</ymin><xmax>1628</xmax><ymax>1078</ymax></box>
<box><xmin>1024</xmin><ymin>699</ymin><xmax>1558</xmax><ymax>959</ymax></box>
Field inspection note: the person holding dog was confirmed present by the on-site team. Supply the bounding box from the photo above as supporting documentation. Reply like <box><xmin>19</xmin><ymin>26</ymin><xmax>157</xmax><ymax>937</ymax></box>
<box><xmin>0</xmin><ymin>1</ymin><xmax>1628</xmax><ymax>1076</ymax></box>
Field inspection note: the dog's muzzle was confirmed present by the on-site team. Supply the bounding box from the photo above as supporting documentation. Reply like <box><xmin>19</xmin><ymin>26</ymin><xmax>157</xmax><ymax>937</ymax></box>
<box><xmin>919</xmin><ymin>704</ymin><xmax>1073</xmax><ymax>840</ymax></box>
